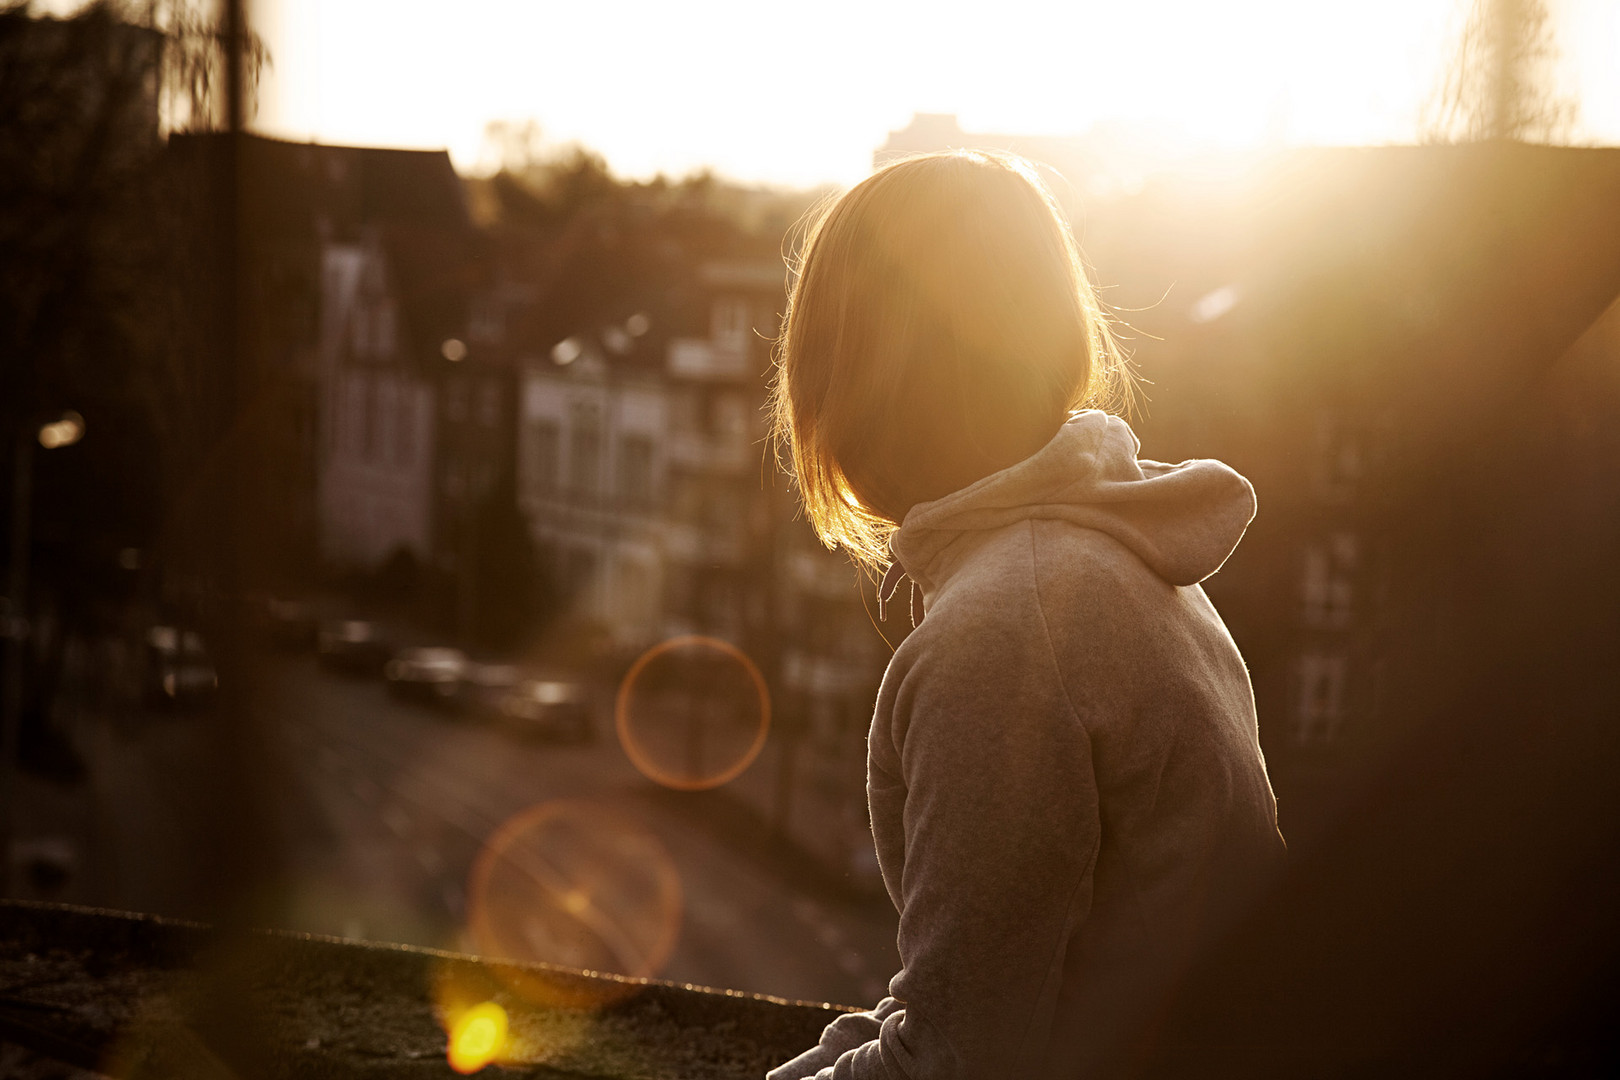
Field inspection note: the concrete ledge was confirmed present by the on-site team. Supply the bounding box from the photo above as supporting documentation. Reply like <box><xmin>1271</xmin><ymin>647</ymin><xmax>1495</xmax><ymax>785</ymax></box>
<box><xmin>0</xmin><ymin>900</ymin><xmax>850</xmax><ymax>1078</ymax></box>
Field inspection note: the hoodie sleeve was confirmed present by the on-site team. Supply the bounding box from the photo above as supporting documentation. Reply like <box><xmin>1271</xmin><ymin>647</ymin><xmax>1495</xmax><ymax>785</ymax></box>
<box><xmin>765</xmin><ymin>998</ymin><xmax>903</xmax><ymax>1080</ymax></box>
<box><xmin>794</xmin><ymin>594</ymin><xmax>1102</xmax><ymax>1080</ymax></box>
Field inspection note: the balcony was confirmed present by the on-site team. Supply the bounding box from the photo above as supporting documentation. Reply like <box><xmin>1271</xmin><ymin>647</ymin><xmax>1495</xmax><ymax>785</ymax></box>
<box><xmin>0</xmin><ymin>899</ymin><xmax>845</xmax><ymax>1078</ymax></box>
<box><xmin>667</xmin><ymin>339</ymin><xmax>750</xmax><ymax>381</ymax></box>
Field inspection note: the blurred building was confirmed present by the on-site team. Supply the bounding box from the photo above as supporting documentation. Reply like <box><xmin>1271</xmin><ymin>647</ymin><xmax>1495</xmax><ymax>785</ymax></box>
<box><xmin>434</xmin><ymin>276</ymin><xmax>529</xmax><ymax>642</ymax></box>
<box><xmin>165</xmin><ymin>135</ymin><xmax>517</xmax><ymax>618</ymax></box>
<box><xmin>298</xmin><ymin>144</ymin><xmax>480</xmax><ymax>584</ymax></box>
<box><xmin>515</xmin><ymin>259</ymin><xmax>892</xmax><ymax>880</ymax></box>
<box><xmin>659</xmin><ymin>262</ymin><xmax>783</xmax><ymax>642</ymax></box>
<box><xmin>517</xmin><ymin>324</ymin><xmax>668</xmax><ymax>646</ymax></box>
<box><xmin>315</xmin><ymin>233</ymin><xmax>437</xmax><ymax>568</ymax></box>
<box><xmin>1079</xmin><ymin>143</ymin><xmax>1620</xmax><ymax>848</ymax></box>
<box><xmin>518</xmin><ymin>261</ymin><xmax>783</xmax><ymax>648</ymax></box>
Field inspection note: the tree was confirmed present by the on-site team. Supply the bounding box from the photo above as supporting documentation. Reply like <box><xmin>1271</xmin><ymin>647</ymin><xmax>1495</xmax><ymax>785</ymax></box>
<box><xmin>0</xmin><ymin>0</ymin><xmax>268</xmax><ymax>556</ymax></box>
<box><xmin>1422</xmin><ymin>0</ymin><xmax>1579</xmax><ymax>143</ymax></box>
<box><xmin>0</xmin><ymin>0</ymin><xmax>263</xmax><ymax>771</ymax></box>
<box><xmin>469</xmin><ymin>472</ymin><xmax>557</xmax><ymax>651</ymax></box>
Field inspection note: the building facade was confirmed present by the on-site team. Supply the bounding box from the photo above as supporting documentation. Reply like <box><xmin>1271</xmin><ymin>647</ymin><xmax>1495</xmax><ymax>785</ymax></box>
<box><xmin>315</xmin><ymin>236</ymin><xmax>437</xmax><ymax>568</ymax></box>
<box><xmin>517</xmin><ymin>334</ymin><xmax>669</xmax><ymax>648</ymax></box>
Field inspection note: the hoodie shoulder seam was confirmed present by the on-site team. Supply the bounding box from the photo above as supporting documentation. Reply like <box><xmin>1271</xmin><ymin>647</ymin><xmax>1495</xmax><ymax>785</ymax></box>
<box><xmin>1026</xmin><ymin>518</ymin><xmax>1089</xmax><ymax>736</ymax></box>
<box><xmin>1017</xmin><ymin>517</ymin><xmax>1101</xmax><ymax>1069</ymax></box>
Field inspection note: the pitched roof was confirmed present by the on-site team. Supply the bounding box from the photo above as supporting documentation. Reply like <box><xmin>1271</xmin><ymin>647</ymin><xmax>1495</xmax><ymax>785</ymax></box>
<box><xmin>1092</xmin><ymin>143</ymin><xmax>1620</xmax><ymax>402</ymax></box>
<box><xmin>168</xmin><ymin>133</ymin><xmax>476</xmax><ymax>364</ymax></box>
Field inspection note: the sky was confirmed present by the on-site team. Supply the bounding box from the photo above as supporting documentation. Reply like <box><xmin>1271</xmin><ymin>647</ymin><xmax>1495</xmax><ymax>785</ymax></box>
<box><xmin>247</xmin><ymin>0</ymin><xmax>1620</xmax><ymax>188</ymax></box>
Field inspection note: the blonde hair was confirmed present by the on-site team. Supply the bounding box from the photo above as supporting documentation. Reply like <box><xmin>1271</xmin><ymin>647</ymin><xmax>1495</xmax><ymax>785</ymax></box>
<box><xmin>770</xmin><ymin>150</ymin><xmax>1131</xmax><ymax>573</ymax></box>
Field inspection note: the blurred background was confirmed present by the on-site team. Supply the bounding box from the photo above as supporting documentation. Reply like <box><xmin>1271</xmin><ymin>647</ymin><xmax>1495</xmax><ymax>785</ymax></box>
<box><xmin>3</xmin><ymin>0</ymin><xmax>1620</xmax><ymax>1068</ymax></box>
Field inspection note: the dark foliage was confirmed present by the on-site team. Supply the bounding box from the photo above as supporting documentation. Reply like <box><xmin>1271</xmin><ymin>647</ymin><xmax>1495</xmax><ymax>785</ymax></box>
<box><xmin>468</xmin><ymin>473</ymin><xmax>555</xmax><ymax>651</ymax></box>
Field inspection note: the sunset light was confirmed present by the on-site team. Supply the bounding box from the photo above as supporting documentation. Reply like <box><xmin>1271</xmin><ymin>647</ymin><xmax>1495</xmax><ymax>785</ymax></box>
<box><xmin>8</xmin><ymin>0</ymin><xmax>1620</xmax><ymax>1072</ymax></box>
<box><xmin>446</xmin><ymin>1000</ymin><xmax>508</xmax><ymax>1074</ymax></box>
<box><xmin>254</xmin><ymin>0</ymin><xmax>1620</xmax><ymax>186</ymax></box>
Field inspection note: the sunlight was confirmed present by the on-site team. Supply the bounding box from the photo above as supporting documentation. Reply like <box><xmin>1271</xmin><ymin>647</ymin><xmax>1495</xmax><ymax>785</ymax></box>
<box><xmin>447</xmin><ymin>1000</ymin><xmax>509</xmax><ymax>1074</ymax></box>
<box><xmin>466</xmin><ymin>800</ymin><xmax>684</xmax><ymax>1009</ymax></box>
<box><xmin>615</xmin><ymin>636</ymin><xmax>771</xmax><ymax>792</ymax></box>
<box><xmin>251</xmin><ymin>0</ymin><xmax>1619</xmax><ymax>186</ymax></box>
<box><xmin>25</xmin><ymin>0</ymin><xmax>1617</xmax><ymax>183</ymax></box>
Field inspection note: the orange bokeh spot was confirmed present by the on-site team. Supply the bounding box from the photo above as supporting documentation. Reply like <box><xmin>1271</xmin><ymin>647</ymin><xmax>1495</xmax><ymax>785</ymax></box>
<box><xmin>467</xmin><ymin>800</ymin><xmax>683</xmax><ymax>1010</ymax></box>
<box><xmin>447</xmin><ymin>1001</ymin><xmax>508</xmax><ymax>1074</ymax></box>
<box><xmin>615</xmin><ymin>635</ymin><xmax>770</xmax><ymax>791</ymax></box>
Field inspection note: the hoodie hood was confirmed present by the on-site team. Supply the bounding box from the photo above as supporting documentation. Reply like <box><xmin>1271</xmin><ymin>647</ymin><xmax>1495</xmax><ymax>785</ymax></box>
<box><xmin>891</xmin><ymin>411</ymin><xmax>1256</xmax><ymax>594</ymax></box>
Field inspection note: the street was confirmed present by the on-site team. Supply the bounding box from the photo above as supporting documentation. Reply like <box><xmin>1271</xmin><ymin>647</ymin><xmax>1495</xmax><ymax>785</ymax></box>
<box><xmin>23</xmin><ymin>649</ymin><xmax>897</xmax><ymax>1011</ymax></box>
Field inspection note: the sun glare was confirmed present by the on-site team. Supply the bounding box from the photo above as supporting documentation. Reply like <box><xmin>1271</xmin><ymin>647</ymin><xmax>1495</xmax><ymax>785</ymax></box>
<box><xmin>250</xmin><ymin>0</ymin><xmax>1616</xmax><ymax>186</ymax></box>
<box><xmin>447</xmin><ymin>1001</ymin><xmax>509</xmax><ymax>1074</ymax></box>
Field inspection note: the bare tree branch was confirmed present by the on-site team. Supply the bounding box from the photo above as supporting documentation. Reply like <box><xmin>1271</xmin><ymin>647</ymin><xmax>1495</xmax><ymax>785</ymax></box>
<box><xmin>1422</xmin><ymin>0</ymin><xmax>1579</xmax><ymax>143</ymax></box>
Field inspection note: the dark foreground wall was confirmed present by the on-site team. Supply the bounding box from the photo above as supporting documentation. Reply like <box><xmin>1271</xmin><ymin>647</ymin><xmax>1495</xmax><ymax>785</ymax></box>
<box><xmin>0</xmin><ymin>900</ymin><xmax>845</xmax><ymax>1079</ymax></box>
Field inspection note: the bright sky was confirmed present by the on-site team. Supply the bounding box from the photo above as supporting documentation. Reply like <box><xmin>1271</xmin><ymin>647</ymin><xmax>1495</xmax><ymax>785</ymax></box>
<box><xmin>251</xmin><ymin>0</ymin><xmax>1620</xmax><ymax>188</ymax></box>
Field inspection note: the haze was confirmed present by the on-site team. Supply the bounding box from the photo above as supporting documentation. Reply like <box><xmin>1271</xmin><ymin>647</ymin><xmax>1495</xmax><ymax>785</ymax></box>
<box><xmin>250</xmin><ymin>0</ymin><xmax>1620</xmax><ymax>187</ymax></box>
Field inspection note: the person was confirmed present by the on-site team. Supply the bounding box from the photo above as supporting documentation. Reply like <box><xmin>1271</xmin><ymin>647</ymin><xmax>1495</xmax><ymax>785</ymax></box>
<box><xmin>765</xmin><ymin>150</ymin><xmax>1286</xmax><ymax>1080</ymax></box>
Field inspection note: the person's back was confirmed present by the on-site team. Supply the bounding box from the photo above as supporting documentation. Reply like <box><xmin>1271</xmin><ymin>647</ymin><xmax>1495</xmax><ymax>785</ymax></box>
<box><xmin>766</xmin><ymin>151</ymin><xmax>1283</xmax><ymax>1079</ymax></box>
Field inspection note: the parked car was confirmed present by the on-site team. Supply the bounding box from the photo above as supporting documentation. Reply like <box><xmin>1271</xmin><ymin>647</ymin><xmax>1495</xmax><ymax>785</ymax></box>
<box><xmin>468</xmin><ymin>665</ymin><xmax>594</xmax><ymax>743</ymax></box>
<box><xmin>459</xmin><ymin>662</ymin><xmax>522</xmax><ymax>714</ymax></box>
<box><xmin>385</xmin><ymin>646</ymin><xmax>469</xmax><ymax>705</ymax></box>
<box><xmin>259</xmin><ymin>597</ymin><xmax>318</xmax><ymax>649</ymax></box>
<box><xmin>316</xmin><ymin>619</ymin><xmax>391</xmax><ymax>675</ymax></box>
<box><xmin>142</xmin><ymin>625</ymin><xmax>218</xmax><ymax>708</ymax></box>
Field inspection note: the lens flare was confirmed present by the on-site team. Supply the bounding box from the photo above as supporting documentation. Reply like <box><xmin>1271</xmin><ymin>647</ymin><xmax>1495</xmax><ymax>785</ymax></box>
<box><xmin>447</xmin><ymin>1001</ymin><xmax>508</xmax><ymax>1074</ymax></box>
<box><xmin>615</xmin><ymin>636</ymin><xmax>770</xmax><ymax>791</ymax></box>
<box><xmin>467</xmin><ymin>800</ymin><xmax>682</xmax><ymax>1009</ymax></box>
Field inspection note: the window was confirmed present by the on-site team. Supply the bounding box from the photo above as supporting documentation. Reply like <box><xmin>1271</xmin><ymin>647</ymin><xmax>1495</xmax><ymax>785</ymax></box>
<box><xmin>471</xmin><ymin>296</ymin><xmax>504</xmax><ymax>342</ymax></box>
<box><xmin>569</xmin><ymin>413</ymin><xmax>602</xmax><ymax>499</ymax></box>
<box><xmin>670</xmin><ymin>473</ymin><xmax>703</xmax><ymax>522</ymax></box>
<box><xmin>527</xmin><ymin>419</ymin><xmax>560</xmax><ymax>498</ymax></box>
<box><xmin>706</xmin><ymin>484</ymin><xmax>742</xmax><ymax>531</ymax></box>
<box><xmin>393</xmin><ymin>382</ymin><xmax>414</xmax><ymax>466</ymax></box>
<box><xmin>376</xmin><ymin>301</ymin><xmax>397</xmax><ymax>357</ymax></box>
<box><xmin>478</xmin><ymin>380</ymin><xmax>500</xmax><ymax>428</ymax></box>
<box><xmin>362</xmin><ymin>377</ymin><xmax>381</xmax><ymax>462</ymax></box>
<box><xmin>345</xmin><ymin>375</ymin><xmax>367</xmax><ymax>456</ymax></box>
<box><xmin>1301</xmin><ymin>532</ymin><xmax>1357</xmax><ymax>628</ymax></box>
<box><xmin>1294</xmin><ymin>652</ymin><xmax>1349</xmax><ymax>744</ymax></box>
<box><xmin>805</xmin><ymin>596</ymin><xmax>843</xmax><ymax>654</ymax></box>
<box><xmin>562</xmin><ymin>546</ymin><xmax>598</xmax><ymax>604</ymax></box>
<box><xmin>351</xmin><ymin>304</ymin><xmax>370</xmax><ymax>356</ymax></box>
<box><xmin>711</xmin><ymin>391</ymin><xmax>748</xmax><ymax>440</ymax></box>
<box><xmin>617</xmin><ymin>435</ymin><xmax>654</xmax><ymax>509</ymax></box>
<box><xmin>1313</xmin><ymin>415</ymin><xmax>1362</xmax><ymax>499</ymax></box>
<box><xmin>443</xmin><ymin>456</ymin><xmax>465</xmax><ymax>500</ymax></box>
<box><xmin>375</xmin><ymin>378</ymin><xmax>397</xmax><ymax>464</ymax></box>
<box><xmin>611</xmin><ymin>556</ymin><xmax>656</xmax><ymax>632</ymax></box>
<box><xmin>713</xmin><ymin>297</ymin><xmax>750</xmax><ymax>346</ymax></box>
<box><xmin>1311</xmin><ymin>411</ymin><xmax>1392</xmax><ymax>502</ymax></box>
<box><xmin>669</xmin><ymin>388</ymin><xmax>699</xmax><ymax>435</ymax></box>
<box><xmin>664</xmin><ymin>565</ymin><xmax>695</xmax><ymax>618</ymax></box>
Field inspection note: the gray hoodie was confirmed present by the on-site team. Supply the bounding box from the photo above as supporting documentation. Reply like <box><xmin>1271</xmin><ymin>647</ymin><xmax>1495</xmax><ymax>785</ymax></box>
<box><xmin>768</xmin><ymin>411</ymin><xmax>1285</xmax><ymax>1080</ymax></box>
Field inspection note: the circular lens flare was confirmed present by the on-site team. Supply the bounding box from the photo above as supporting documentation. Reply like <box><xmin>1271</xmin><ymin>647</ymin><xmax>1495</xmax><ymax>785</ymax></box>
<box><xmin>447</xmin><ymin>1001</ymin><xmax>508</xmax><ymax>1074</ymax></box>
<box><xmin>467</xmin><ymin>800</ymin><xmax>682</xmax><ymax>1010</ymax></box>
<box><xmin>615</xmin><ymin>636</ymin><xmax>770</xmax><ymax>791</ymax></box>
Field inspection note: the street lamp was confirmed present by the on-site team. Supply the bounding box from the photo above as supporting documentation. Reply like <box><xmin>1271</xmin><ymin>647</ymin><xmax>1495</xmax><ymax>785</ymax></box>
<box><xmin>2</xmin><ymin>410</ymin><xmax>87</xmax><ymax>895</ymax></box>
<box><xmin>37</xmin><ymin>411</ymin><xmax>84</xmax><ymax>450</ymax></box>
